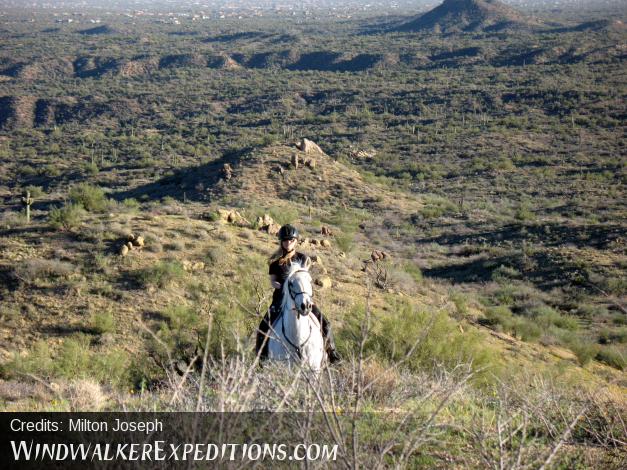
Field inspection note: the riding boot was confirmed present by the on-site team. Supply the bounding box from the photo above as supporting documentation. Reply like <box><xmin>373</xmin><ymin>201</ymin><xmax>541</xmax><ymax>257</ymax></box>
<box><xmin>311</xmin><ymin>305</ymin><xmax>341</xmax><ymax>364</ymax></box>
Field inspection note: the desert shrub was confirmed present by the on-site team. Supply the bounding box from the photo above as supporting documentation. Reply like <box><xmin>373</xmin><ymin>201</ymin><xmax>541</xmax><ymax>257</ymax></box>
<box><xmin>419</xmin><ymin>194</ymin><xmax>457</xmax><ymax>220</ymax></box>
<box><xmin>598</xmin><ymin>327</ymin><xmax>627</xmax><ymax>345</ymax></box>
<box><xmin>83</xmin><ymin>162</ymin><xmax>99</xmax><ymax>175</ymax></box>
<box><xmin>360</xmin><ymin>359</ymin><xmax>401</xmax><ymax>403</ymax></box>
<box><xmin>575</xmin><ymin>303</ymin><xmax>609</xmax><ymax>319</ymax></box>
<box><xmin>322</xmin><ymin>206</ymin><xmax>363</xmax><ymax>235</ymax></box>
<box><xmin>483</xmin><ymin>305</ymin><xmax>514</xmax><ymax>329</ymax></box>
<box><xmin>483</xmin><ymin>306</ymin><xmax>542</xmax><ymax>341</ymax></box>
<box><xmin>515</xmin><ymin>201</ymin><xmax>535</xmax><ymax>221</ymax></box>
<box><xmin>14</xmin><ymin>258</ymin><xmax>75</xmax><ymax>284</ymax></box>
<box><xmin>164</xmin><ymin>240</ymin><xmax>185</xmax><ymax>251</ymax></box>
<box><xmin>9</xmin><ymin>336</ymin><xmax>130</xmax><ymax>387</ymax></box>
<box><xmin>402</xmin><ymin>261</ymin><xmax>423</xmax><ymax>284</ymax></box>
<box><xmin>493</xmin><ymin>283</ymin><xmax>518</xmax><ymax>306</ymax></box>
<box><xmin>491</xmin><ymin>264</ymin><xmax>521</xmax><ymax>282</ymax></box>
<box><xmin>595</xmin><ymin>347</ymin><xmax>625</xmax><ymax>371</ymax></box>
<box><xmin>342</xmin><ymin>298</ymin><xmax>499</xmax><ymax>381</ymax></box>
<box><xmin>205</xmin><ymin>246</ymin><xmax>227</xmax><ymax>266</ymax></box>
<box><xmin>90</xmin><ymin>311</ymin><xmax>116</xmax><ymax>334</ymax></box>
<box><xmin>389</xmin><ymin>265</ymin><xmax>418</xmax><ymax>293</ymax></box>
<box><xmin>335</xmin><ymin>230</ymin><xmax>355</xmax><ymax>253</ymax></box>
<box><xmin>244</xmin><ymin>204</ymin><xmax>298</xmax><ymax>227</ymax></box>
<box><xmin>134</xmin><ymin>260</ymin><xmax>187</xmax><ymax>288</ymax></box>
<box><xmin>603</xmin><ymin>276</ymin><xmax>627</xmax><ymax>296</ymax></box>
<box><xmin>148</xmin><ymin>303</ymin><xmax>204</xmax><ymax>367</ymax></box>
<box><xmin>528</xmin><ymin>305</ymin><xmax>579</xmax><ymax>331</ymax></box>
<box><xmin>69</xmin><ymin>183</ymin><xmax>109</xmax><ymax>212</ymax></box>
<box><xmin>511</xmin><ymin>320</ymin><xmax>542</xmax><ymax>342</ymax></box>
<box><xmin>23</xmin><ymin>185</ymin><xmax>44</xmax><ymax>198</ymax></box>
<box><xmin>49</xmin><ymin>203</ymin><xmax>85</xmax><ymax>230</ymax></box>
<box><xmin>566</xmin><ymin>338</ymin><xmax>600</xmax><ymax>367</ymax></box>
<box><xmin>122</xmin><ymin>198</ymin><xmax>140</xmax><ymax>211</ymax></box>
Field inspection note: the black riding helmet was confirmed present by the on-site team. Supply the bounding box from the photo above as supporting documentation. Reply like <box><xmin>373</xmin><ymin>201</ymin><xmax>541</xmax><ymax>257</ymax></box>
<box><xmin>278</xmin><ymin>224</ymin><xmax>299</xmax><ymax>241</ymax></box>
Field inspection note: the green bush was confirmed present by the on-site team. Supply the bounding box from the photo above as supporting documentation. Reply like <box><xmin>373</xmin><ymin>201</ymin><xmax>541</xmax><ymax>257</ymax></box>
<box><xmin>528</xmin><ymin>306</ymin><xmax>579</xmax><ymax>331</ymax></box>
<box><xmin>24</xmin><ymin>185</ymin><xmax>44</xmax><ymax>198</ymax></box>
<box><xmin>484</xmin><ymin>305</ymin><xmax>514</xmax><ymax>329</ymax></box>
<box><xmin>341</xmin><ymin>297</ymin><xmax>499</xmax><ymax>381</ymax></box>
<box><xmin>567</xmin><ymin>339</ymin><xmax>600</xmax><ymax>367</ymax></box>
<box><xmin>90</xmin><ymin>312</ymin><xmax>116</xmax><ymax>334</ymax></box>
<box><xmin>598</xmin><ymin>327</ymin><xmax>627</xmax><ymax>345</ymax></box>
<box><xmin>335</xmin><ymin>231</ymin><xmax>355</xmax><ymax>253</ymax></box>
<box><xmin>491</xmin><ymin>265</ymin><xmax>521</xmax><ymax>282</ymax></box>
<box><xmin>511</xmin><ymin>319</ymin><xmax>542</xmax><ymax>342</ymax></box>
<box><xmin>69</xmin><ymin>183</ymin><xmax>109</xmax><ymax>212</ymax></box>
<box><xmin>49</xmin><ymin>203</ymin><xmax>85</xmax><ymax>230</ymax></box>
<box><xmin>403</xmin><ymin>262</ymin><xmax>423</xmax><ymax>284</ymax></box>
<box><xmin>515</xmin><ymin>201</ymin><xmax>535</xmax><ymax>221</ymax></box>
<box><xmin>419</xmin><ymin>195</ymin><xmax>457</xmax><ymax>220</ymax></box>
<box><xmin>122</xmin><ymin>198</ymin><xmax>140</xmax><ymax>211</ymax></box>
<box><xmin>595</xmin><ymin>347</ymin><xmax>625</xmax><ymax>371</ymax></box>
<box><xmin>9</xmin><ymin>336</ymin><xmax>130</xmax><ymax>387</ymax></box>
<box><xmin>149</xmin><ymin>303</ymin><xmax>204</xmax><ymax>365</ymax></box>
<box><xmin>134</xmin><ymin>260</ymin><xmax>187</xmax><ymax>288</ymax></box>
<box><xmin>493</xmin><ymin>284</ymin><xmax>518</xmax><ymax>306</ymax></box>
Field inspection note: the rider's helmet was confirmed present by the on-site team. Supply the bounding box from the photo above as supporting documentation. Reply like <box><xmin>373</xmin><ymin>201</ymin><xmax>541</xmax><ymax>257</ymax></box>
<box><xmin>278</xmin><ymin>224</ymin><xmax>299</xmax><ymax>241</ymax></box>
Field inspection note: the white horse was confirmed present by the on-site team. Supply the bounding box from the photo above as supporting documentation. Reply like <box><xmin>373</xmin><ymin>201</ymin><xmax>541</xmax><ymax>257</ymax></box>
<box><xmin>267</xmin><ymin>260</ymin><xmax>325</xmax><ymax>371</ymax></box>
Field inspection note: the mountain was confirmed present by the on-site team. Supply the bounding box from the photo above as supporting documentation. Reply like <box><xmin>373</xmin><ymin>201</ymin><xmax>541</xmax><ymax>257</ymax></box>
<box><xmin>393</xmin><ymin>0</ymin><xmax>541</xmax><ymax>34</ymax></box>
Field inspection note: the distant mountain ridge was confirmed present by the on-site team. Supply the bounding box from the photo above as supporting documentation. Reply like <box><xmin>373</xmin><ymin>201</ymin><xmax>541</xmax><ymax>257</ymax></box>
<box><xmin>393</xmin><ymin>0</ymin><xmax>541</xmax><ymax>33</ymax></box>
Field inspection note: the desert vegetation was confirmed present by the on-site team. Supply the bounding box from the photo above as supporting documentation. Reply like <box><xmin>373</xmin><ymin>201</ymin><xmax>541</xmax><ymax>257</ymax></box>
<box><xmin>0</xmin><ymin>0</ymin><xmax>625</xmax><ymax>467</ymax></box>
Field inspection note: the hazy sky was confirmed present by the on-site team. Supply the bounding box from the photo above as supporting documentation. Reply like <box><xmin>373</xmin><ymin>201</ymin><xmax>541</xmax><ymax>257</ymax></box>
<box><xmin>0</xmin><ymin>0</ymin><xmax>623</xmax><ymax>13</ymax></box>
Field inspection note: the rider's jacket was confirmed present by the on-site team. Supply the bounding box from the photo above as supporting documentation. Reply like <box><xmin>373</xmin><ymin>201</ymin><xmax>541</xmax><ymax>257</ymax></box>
<box><xmin>269</xmin><ymin>251</ymin><xmax>311</xmax><ymax>308</ymax></box>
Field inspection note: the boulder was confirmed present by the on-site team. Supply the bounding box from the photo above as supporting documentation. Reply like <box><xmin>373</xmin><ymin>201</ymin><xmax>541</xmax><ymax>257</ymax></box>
<box><xmin>320</xmin><ymin>239</ymin><xmax>331</xmax><ymax>248</ymax></box>
<box><xmin>297</xmin><ymin>138</ymin><xmax>325</xmax><ymax>155</ymax></box>
<box><xmin>126</xmin><ymin>241</ymin><xmax>134</xmax><ymax>251</ymax></box>
<box><xmin>321</xmin><ymin>226</ymin><xmax>332</xmax><ymax>236</ymax></box>
<box><xmin>267</xmin><ymin>223</ymin><xmax>281</xmax><ymax>236</ymax></box>
<box><xmin>257</xmin><ymin>214</ymin><xmax>279</xmax><ymax>235</ymax></box>
<box><xmin>370</xmin><ymin>250</ymin><xmax>389</xmax><ymax>262</ymax></box>
<box><xmin>120</xmin><ymin>245</ymin><xmax>129</xmax><ymax>256</ymax></box>
<box><xmin>218</xmin><ymin>209</ymin><xmax>250</xmax><ymax>226</ymax></box>
<box><xmin>132</xmin><ymin>235</ymin><xmax>145</xmax><ymax>247</ymax></box>
<box><xmin>222</xmin><ymin>163</ymin><xmax>233</xmax><ymax>180</ymax></box>
<box><xmin>315</xmin><ymin>276</ymin><xmax>332</xmax><ymax>289</ymax></box>
<box><xmin>304</xmin><ymin>158</ymin><xmax>317</xmax><ymax>169</ymax></box>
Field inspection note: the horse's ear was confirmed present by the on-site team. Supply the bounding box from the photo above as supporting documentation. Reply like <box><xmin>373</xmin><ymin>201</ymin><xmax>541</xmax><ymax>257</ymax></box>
<box><xmin>303</xmin><ymin>257</ymin><xmax>312</xmax><ymax>270</ymax></box>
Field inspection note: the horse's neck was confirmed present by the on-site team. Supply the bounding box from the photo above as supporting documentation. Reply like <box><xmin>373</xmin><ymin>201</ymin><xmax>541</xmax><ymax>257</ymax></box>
<box><xmin>281</xmin><ymin>300</ymin><xmax>311</xmax><ymax>343</ymax></box>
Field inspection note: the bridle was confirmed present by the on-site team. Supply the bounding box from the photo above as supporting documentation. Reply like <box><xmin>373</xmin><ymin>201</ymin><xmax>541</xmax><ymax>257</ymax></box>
<box><xmin>287</xmin><ymin>269</ymin><xmax>313</xmax><ymax>311</ymax></box>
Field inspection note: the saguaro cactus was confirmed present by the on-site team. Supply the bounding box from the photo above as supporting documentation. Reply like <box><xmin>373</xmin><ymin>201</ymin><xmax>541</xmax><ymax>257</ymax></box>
<box><xmin>21</xmin><ymin>190</ymin><xmax>33</xmax><ymax>223</ymax></box>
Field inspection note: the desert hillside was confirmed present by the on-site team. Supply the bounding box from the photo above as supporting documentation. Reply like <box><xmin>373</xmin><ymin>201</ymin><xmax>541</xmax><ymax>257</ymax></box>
<box><xmin>0</xmin><ymin>3</ymin><xmax>625</xmax><ymax>467</ymax></box>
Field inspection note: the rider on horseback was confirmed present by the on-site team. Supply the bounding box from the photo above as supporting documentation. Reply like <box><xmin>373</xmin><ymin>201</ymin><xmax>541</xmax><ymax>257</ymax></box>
<box><xmin>255</xmin><ymin>224</ymin><xmax>341</xmax><ymax>364</ymax></box>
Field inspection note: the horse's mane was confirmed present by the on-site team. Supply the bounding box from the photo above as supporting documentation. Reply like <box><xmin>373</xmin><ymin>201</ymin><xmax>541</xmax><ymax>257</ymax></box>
<box><xmin>280</xmin><ymin>260</ymin><xmax>311</xmax><ymax>311</ymax></box>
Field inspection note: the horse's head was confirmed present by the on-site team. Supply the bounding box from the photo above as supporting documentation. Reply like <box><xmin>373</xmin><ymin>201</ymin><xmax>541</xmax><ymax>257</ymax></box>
<box><xmin>283</xmin><ymin>261</ymin><xmax>313</xmax><ymax>317</ymax></box>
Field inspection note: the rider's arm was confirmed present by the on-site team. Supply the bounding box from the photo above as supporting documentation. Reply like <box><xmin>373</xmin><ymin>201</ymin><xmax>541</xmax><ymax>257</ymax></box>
<box><xmin>269</xmin><ymin>274</ymin><xmax>281</xmax><ymax>290</ymax></box>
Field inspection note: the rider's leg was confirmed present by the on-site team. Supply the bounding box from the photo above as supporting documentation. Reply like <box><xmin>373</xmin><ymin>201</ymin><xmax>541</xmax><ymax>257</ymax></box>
<box><xmin>255</xmin><ymin>312</ymin><xmax>271</xmax><ymax>360</ymax></box>
<box><xmin>255</xmin><ymin>302</ymin><xmax>281</xmax><ymax>360</ymax></box>
<box><xmin>311</xmin><ymin>304</ymin><xmax>341</xmax><ymax>363</ymax></box>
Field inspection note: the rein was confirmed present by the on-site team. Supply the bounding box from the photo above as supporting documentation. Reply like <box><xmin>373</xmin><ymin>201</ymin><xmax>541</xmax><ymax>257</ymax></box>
<box><xmin>281</xmin><ymin>316</ymin><xmax>312</xmax><ymax>360</ymax></box>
